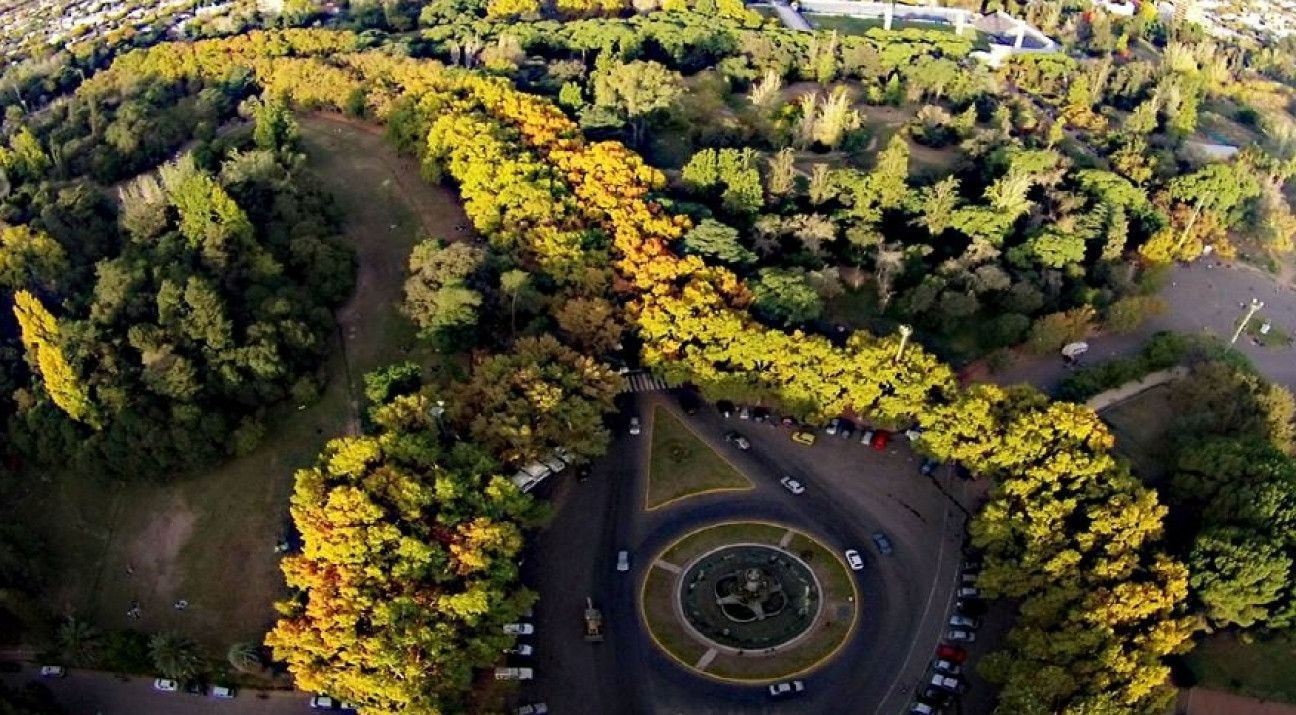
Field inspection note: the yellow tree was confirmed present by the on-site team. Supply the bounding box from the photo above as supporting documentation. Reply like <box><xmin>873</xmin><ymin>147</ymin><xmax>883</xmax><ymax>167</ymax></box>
<box><xmin>13</xmin><ymin>290</ymin><xmax>97</xmax><ymax>426</ymax></box>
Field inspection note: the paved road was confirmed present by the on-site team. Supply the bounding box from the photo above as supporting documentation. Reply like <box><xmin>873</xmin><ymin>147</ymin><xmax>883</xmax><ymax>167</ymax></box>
<box><xmin>1</xmin><ymin>670</ymin><xmax>308</xmax><ymax>715</ymax></box>
<box><xmin>521</xmin><ymin>393</ymin><xmax>979</xmax><ymax>715</ymax></box>
<box><xmin>994</xmin><ymin>261</ymin><xmax>1296</xmax><ymax>395</ymax></box>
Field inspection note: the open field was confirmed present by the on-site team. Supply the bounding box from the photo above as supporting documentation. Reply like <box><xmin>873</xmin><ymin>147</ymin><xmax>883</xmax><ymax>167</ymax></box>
<box><xmin>1186</xmin><ymin>632</ymin><xmax>1296</xmax><ymax>705</ymax></box>
<box><xmin>804</xmin><ymin>14</ymin><xmax>961</xmax><ymax>35</ymax></box>
<box><xmin>660</xmin><ymin>523</ymin><xmax>789</xmax><ymax>564</ymax></box>
<box><xmin>646</xmin><ymin>408</ymin><xmax>753</xmax><ymax>509</ymax></box>
<box><xmin>1100</xmin><ymin>384</ymin><xmax>1176</xmax><ymax>483</ymax></box>
<box><xmin>9</xmin><ymin>114</ymin><xmax>471</xmax><ymax>662</ymax></box>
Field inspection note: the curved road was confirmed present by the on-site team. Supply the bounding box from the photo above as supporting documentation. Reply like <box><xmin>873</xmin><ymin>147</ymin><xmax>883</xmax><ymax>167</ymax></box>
<box><xmin>521</xmin><ymin>393</ymin><xmax>976</xmax><ymax>715</ymax></box>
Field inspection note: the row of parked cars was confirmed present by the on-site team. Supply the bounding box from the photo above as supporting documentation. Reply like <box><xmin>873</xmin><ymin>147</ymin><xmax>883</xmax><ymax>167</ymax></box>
<box><xmin>499</xmin><ymin>618</ymin><xmax>547</xmax><ymax>714</ymax></box>
<box><xmin>910</xmin><ymin>559</ymin><xmax>984</xmax><ymax>714</ymax></box>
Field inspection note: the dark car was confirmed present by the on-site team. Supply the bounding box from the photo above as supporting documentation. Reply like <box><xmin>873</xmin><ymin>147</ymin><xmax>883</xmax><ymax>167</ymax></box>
<box><xmin>717</xmin><ymin>400</ymin><xmax>735</xmax><ymax>418</ymax></box>
<box><xmin>752</xmin><ymin>407</ymin><xmax>771</xmax><ymax>423</ymax></box>
<box><xmin>838</xmin><ymin>421</ymin><xmax>855</xmax><ymax>439</ymax></box>
<box><xmin>872</xmin><ymin>531</ymin><xmax>894</xmax><ymax>555</ymax></box>
<box><xmin>957</xmin><ymin>598</ymin><xmax>988</xmax><ymax>617</ymax></box>
<box><xmin>780</xmin><ymin>415</ymin><xmax>798</xmax><ymax>428</ymax></box>
<box><xmin>936</xmin><ymin>644</ymin><xmax>967</xmax><ymax>664</ymax></box>
<box><xmin>919</xmin><ymin>459</ymin><xmax>939</xmax><ymax>476</ymax></box>
<box><xmin>184</xmin><ymin>682</ymin><xmax>207</xmax><ymax>696</ymax></box>
<box><xmin>576</xmin><ymin>465</ymin><xmax>592</xmax><ymax>483</ymax></box>
<box><xmin>678</xmin><ymin>390</ymin><xmax>700</xmax><ymax>415</ymax></box>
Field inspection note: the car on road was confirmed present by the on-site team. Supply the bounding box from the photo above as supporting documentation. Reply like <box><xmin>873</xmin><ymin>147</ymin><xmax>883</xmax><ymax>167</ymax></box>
<box><xmin>678</xmin><ymin>391</ymin><xmax>700</xmax><ymax>415</ymax></box>
<box><xmin>839</xmin><ymin>421</ymin><xmax>855</xmax><ymax>439</ymax></box>
<box><xmin>844</xmin><ymin>549</ymin><xmax>865</xmax><ymax>571</ymax></box>
<box><xmin>780</xmin><ymin>415</ymin><xmax>798</xmax><ymax>428</ymax></box>
<box><xmin>504</xmin><ymin>644</ymin><xmax>534</xmax><ymax>656</ymax></box>
<box><xmin>503</xmin><ymin>623</ymin><xmax>535</xmax><ymax>635</ymax></box>
<box><xmin>960</xmin><ymin>572</ymin><xmax>979</xmax><ymax>585</ymax></box>
<box><xmin>184</xmin><ymin>682</ymin><xmax>207</xmax><ymax>696</ymax></box>
<box><xmin>860</xmin><ymin>428</ymin><xmax>874</xmax><ymax>445</ymax></box>
<box><xmin>724</xmin><ymin>431</ymin><xmax>751</xmax><ymax>450</ymax></box>
<box><xmin>39</xmin><ymin>665</ymin><xmax>65</xmax><ymax>678</ymax></box>
<box><xmin>931</xmin><ymin>658</ymin><xmax>962</xmax><ymax>676</ymax></box>
<box><xmin>919</xmin><ymin>459</ymin><xmax>939</xmax><ymax>476</ymax></box>
<box><xmin>752</xmin><ymin>407</ymin><xmax>771</xmax><ymax>423</ymax></box>
<box><xmin>494</xmin><ymin>667</ymin><xmax>535</xmax><ymax>681</ymax></box>
<box><xmin>946</xmin><ymin>628</ymin><xmax>977</xmax><ymax>643</ymax></box>
<box><xmin>948</xmin><ymin>614</ymin><xmax>980</xmax><ymax>629</ymax></box>
<box><xmin>768</xmin><ymin>680</ymin><xmax>805</xmax><ymax>698</ymax></box>
<box><xmin>909</xmin><ymin>701</ymin><xmax>937</xmax><ymax>715</ymax></box>
<box><xmin>153</xmin><ymin>679</ymin><xmax>179</xmax><ymax>692</ymax></box>
<box><xmin>628</xmin><ymin>417</ymin><xmax>641</xmax><ymax>435</ymax></box>
<box><xmin>791</xmin><ymin>430</ymin><xmax>816</xmax><ymax>446</ymax></box>
<box><xmin>936</xmin><ymin>644</ymin><xmax>967</xmax><ymax>663</ymax></box>
<box><xmin>515</xmin><ymin>704</ymin><xmax>549</xmax><ymax>715</ymax></box>
<box><xmin>929</xmin><ymin>674</ymin><xmax>965</xmax><ymax>693</ymax></box>
<box><xmin>717</xmin><ymin>400</ymin><xmax>735</xmax><ymax>418</ymax></box>
<box><xmin>211</xmin><ymin>685</ymin><xmax>236</xmax><ymax>699</ymax></box>
<box><xmin>617</xmin><ymin>550</ymin><xmax>630</xmax><ymax>572</ymax></box>
<box><xmin>957</xmin><ymin>586</ymin><xmax>980</xmax><ymax>599</ymax></box>
<box><xmin>739</xmin><ymin>405</ymin><xmax>751</xmax><ymax>420</ymax></box>
<box><xmin>779</xmin><ymin>476</ymin><xmax>805</xmax><ymax>495</ymax></box>
<box><xmin>310</xmin><ymin>695</ymin><xmax>340</xmax><ymax>709</ymax></box>
<box><xmin>871</xmin><ymin>430</ymin><xmax>890</xmax><ymax>450</ymax></box>
<box><xmin>905</xmin><ymin>427</ymin><xmax>924</xmax><ymax>442</ymax></box>
<box><xmin>871</xmin><ymin>531</ymin><xmax>894</xmax><ymax>555</ymax></box>
<box><xmin>826</xmin><ymin>418</ymin><xmax>842</xmax><ymax>436</ymax></box>
<box><xmin>576</xmin><ymin>465</ymin><xmax>592</xmax><ymax>483</ymax></box>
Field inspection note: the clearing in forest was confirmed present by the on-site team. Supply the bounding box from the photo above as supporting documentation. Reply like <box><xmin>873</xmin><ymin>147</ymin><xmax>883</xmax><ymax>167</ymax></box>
<box><xmin>17</xmin><ymin>114</ymin><xmax>473</xmax><ymax>658</ymax></box>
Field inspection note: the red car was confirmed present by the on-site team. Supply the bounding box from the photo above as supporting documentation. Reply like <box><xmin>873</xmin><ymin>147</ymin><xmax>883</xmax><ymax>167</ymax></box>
<box><xmin>871</xmin><ymin>430</ymin><xmax>889</xmax><ymax>450</ymax></box>
<box><xmin>937</xmin><ymin>644</ymin><xmax>967</xmax><ymax>664</ymax></box>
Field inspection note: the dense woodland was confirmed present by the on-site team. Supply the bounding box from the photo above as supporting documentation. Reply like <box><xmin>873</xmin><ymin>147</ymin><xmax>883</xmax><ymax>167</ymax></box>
<box><xmin>1</xmin><ymin>0</ymin><xmax>1296</xmax><ymax>711</ymax></box>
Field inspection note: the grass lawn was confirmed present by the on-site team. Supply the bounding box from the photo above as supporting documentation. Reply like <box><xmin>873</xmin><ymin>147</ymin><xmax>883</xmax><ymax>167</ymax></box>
<box><xmin>646</xmin><ymin>408</ymin><xmax>753</xmax><ymax>510</ymax></box>
<box><xmin>661</xmin><ymin>523</ymin><xmax>790</xmax><ymax>565</ymax></box>
<box><xmin>642</xmin><ymin>568</ymin><xmax>708</xmax><ymax>666</ymax></box>
<box><xmin>1100</xmin><ymin>384</ymin><xmax>1176</xmax><ymax>484</ymax></box>
<box><xmin>1186</xmin><ymin>631</ymin><xmax>1296</xmax><ymax>704</ymax></box>
<box><xmin>805</xmin><ymin>14</ymin><xmax>963</xmax><ymax>36</ymax></box>
<box><xmin>10</xmin><ymin>114</ymin><xmax>473</xmax><ymax>663</ymax></box>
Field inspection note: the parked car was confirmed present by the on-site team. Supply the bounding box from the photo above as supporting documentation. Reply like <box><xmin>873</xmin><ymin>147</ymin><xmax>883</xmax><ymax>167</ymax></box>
<box><xmin>515</xmin><ymin>704</ymin><xmax>549</xmax><ymax>715</ymax></box>
<box><xmin>779</xmin><ymin>416</ymin><xmax>798</xmax><ymax>428</ymax></box>
<box><xmin>39</xmin><ymin>665</ymin><xmax>65</xmax><ymax>678</ymax></box>
<box><xmin>505</xmin><ymin>644</ymin><xmax>534</xmax><ymax>656</ymax></box>
<box><xmin>919</xmin><ymin>459</ymin><xmax>939</xmax><ymax>476</ymax></box>
<box><xmin>929</xmin><ymin>673</ymin><xmax>965</xmax><ymax>693</ymax></box>
<box><xmin>768</xmin><ymin>680</ymin><xmax>805</xmax><ymax>698</ymax></box>
<box><xmin>905</xmin><ymin>427</ymin><xmax>924</xmax><ymax>442</ymax></box>
<box><xmin>919</xmin><ymin>686</ymin><xmax>955</xmax><ymax>706</ymax></box>
<box><xmin>617</xmin><ymin>550</ymin><xmax>630</xmax><ymax>572</ymax></box>
<box><xmin>184</xmin><ymin>682</ymin><xmax>207</xmax><ymax>696</ymax></box>
<box><xmin>791</xmin><ymin>430</ymin><xmax>816</xmax><ymax>446</ymax></box>
<box><xmin>957</xmin><ymin>586</ymin><xmax>980</xmax><ymax>599</ymax></box>
<box><xmin>957</xmin><ymin>598</ymin><xmax>987</xmax><ymax>617</ymax></box>
<box><xmin>576</xmin><ymin>465</ymin><xmax>592</xmax><ymax>483</ymax></box>
<box><xmin>494</xmin><ymin>667</ymin><xmax>534</xmax><ymax>681</ymax></box>
<box><xmin>932</xmin><ymin>658</ymin><xmax>962</xmax><ymax>676</ymax></box>
<box><xmin>628</xmin><ymin>417</ymin><xmax>641</xmax><ymax>435</ymax></box>
<box><xmin>503</xmin><ymin>623</ymin><xmax>535</xmax><ymax>635</ymax></box>
<box><xmin>936</xmin><ymin>644</ymin><xmax>967</xmax><ymax>663</ymax></box>
<box><xmin>739</xmin><ymin>405</ymin><xmax>751</xmax><ymax>420</ymax></box>
<box><xmin>717</xmin><ymin>400</ymin><xmax>735</xmax><ymax>418</ymax></box>
<box><xmin>871</xmin><ymin>531</ymin><xmax>894</xmax><ymax>555</ymax></box>
<box><xmin>826</xmin><ymin>418</ymin><xmax>842</xmax><ymax>436</ymax></box>
<box><xmin>949</xmin><ymin>614</ymin><xmax>981</xmax><ymax>629</ymax></box>
<box><xmin>153</xmin><ymin>679</ymin><xmax>179</xmax><ymax>692</ymax></box>
<box><xmin>946</xmin><ymin>628</ymin><xmax>977</xmax><ymax>643</ymax></box>
<box><xmin>539</xmin><ymin>454</ymin><xmax>566</xmax><ymax>474</ymax></box>
<box><xmin>779</xmin><ymin>476</ymin><xmax>806</xmax><ymax>495</ymax></box>
<box><xmin>724</xmin><ymin>431</ymin><xmax>751</xmax><ymax>451</ymax></box>
<box><xmin>752</xmin><ymin>407</ymin><xmax>771</xmax><ymax>423</ymax></box>
<box><xmin>860</xmin><ymin>428</ymin><xmax>875</xmax><ymax>445</ymax></box>
<box><xmin>871</xmin><ymin>430</ymin><xmax>890</xmax><ymax>450</ymax></box>
<box><xmin>844</xmin><ymin>549</ymin><xmax>865</xmax><ymax>571</ymax></box>
<box><xmin>211</xmin><ymin>685</ymin><xmax>236</xmax><ymax>699</ymax></box>
<box><xmin>960</xmin><ymin>572</ymin><xmax>979</xmax><ymax>585</ymax></box>
<box><xmin>309</xmin><ymin>695</ymin><xmax>339</xmax><ymax>710</ymax></box>
<box><xmin>838</xmin><ymin>421</ymin><xmax>855</xmax><ymax>439</ymax></box>
<box><xmin>909</xmin><ymin>701</ymin><xmax>937</xmax><ymax>715</ymax></box>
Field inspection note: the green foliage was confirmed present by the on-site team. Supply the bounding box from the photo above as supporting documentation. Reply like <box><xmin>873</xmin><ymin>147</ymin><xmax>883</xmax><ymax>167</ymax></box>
<box><xmin>750</xmin><ymin>267</ymin><xmax>823</xmax><ymax>325</ymax></box>
<box><xmin>680</xmin><ymin>218</ymin><xmax>755</xmax><ymax>264</ymax></box>
<box><xmin>149</xmin><ymin>633</ymin><xmax>204</xmax><ymax>680</ymax></box>
<box><xmin>1057</xmin><ymin>332</ymin><xmax>1232</xmax><ymax>402</ymax></box>
<box><xmin>401</xmin><ymin>240</ymin><xmax>484</xmax><ymax>346</ymax></box>
<box><xmin>1024</xmin><ymin>307</ymin><xmax>1095</xmax><ymax>355</ymax></box>
<box><xmin>364</xmin><ymin>362</ymin><xmax>422</xmax><ymax>406</ymax></box>
<box><xmin>591</xmin><ymin>59</ymin><xmax>683</xmax><ymax>145</ymax></box>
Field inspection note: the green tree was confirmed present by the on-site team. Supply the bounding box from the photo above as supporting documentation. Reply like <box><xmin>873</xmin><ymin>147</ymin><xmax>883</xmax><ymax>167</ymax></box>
<box><xmin>1190</xmin><ymin>527</ymin><xmax>1293</xmax><ymax>628</ymax></box>
<box><xmin>56</xmin><ymin>618</ymin><xmax>104</xmax><ymax>667</ymax></box>
<box><xmin>402</xmin><ymin>240</ymin><xmax>484</xmax><ymax>346</ymax></box>
<box><xmin>149</xmin><ymin>633</ymin><xmax>204</xmax><ymax>680</ymax></box>
<box><xmin>680</xmin><ymin>219</ymin><xmax>756</xmax><ymax>265</ymax></box>
<box><xmin>227</xmin><ymin>642</ymin><xmax>263</xmax><ymax>674</ymax></box>
<box><xmin>750</xmin><ymin>268</ymin><xmax>823</xmax><ymax>325</ymax></box>
<box><xmin>499</xmin><ymin>269</ymin><xmax>530</xmax><ymax>337</ymax></box>
<box><xmin>1025</xmin><ymin>307</ymin><xmax>1095</xmax><ymax>355</ymax></box>
<box><xmin>591</xmin><ymin>60</ymin><xmax>683</xmax><ymax>146</ymax></box>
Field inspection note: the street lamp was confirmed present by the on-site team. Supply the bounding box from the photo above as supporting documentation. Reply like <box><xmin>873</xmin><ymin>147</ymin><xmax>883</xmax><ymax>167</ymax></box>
<box><xmin>1230</xmin><ymin>298</ymin><xmax>1265</xmax><ymax>346</ymax></box>
<box><xmin>894</xmin><ymin>324</ymin><xmax>913</xmax><ymax>363</ymax></box>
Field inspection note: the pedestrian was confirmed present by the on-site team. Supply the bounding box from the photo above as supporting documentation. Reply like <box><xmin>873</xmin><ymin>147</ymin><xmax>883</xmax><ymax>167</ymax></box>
<box><xmin>125</xmin><ymin>563</ymin><xmax>134</xmax><ymax>575</ymax></box>
<box><xmin>174</xmin><ymin>599</ymin><xmax>189</xmax><ymax>611</ymax></box>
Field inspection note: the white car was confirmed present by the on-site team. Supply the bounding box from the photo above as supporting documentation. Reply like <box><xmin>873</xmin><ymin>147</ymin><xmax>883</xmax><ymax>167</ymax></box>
<box><xmin>503</xmin><ymin>623</ymin><xmax>535</xmax><ymax>635</ymax></box>
<box><xmin>211</xmin><ymin>685</ymin><xmax>236</xmax><ymax>698</ymax></box>
<box><xmin>768</xmin><ymin>679</ymin><xmax>805</xmax><ymax>698</ymax></box>
<box><xmin>957</xmin><ymin>586</ymin><xmax>980</xmax><ymax>599</ymax></box>
<box><xmin>617</xmin><ymin>550</ymin><xmax>630</xmax><ymax>572</ymax></box>
<box><xmin>39</xmin><ymin>665</ymin><xmax>66</xmax><ymax>678</ymax></box>
<box><xmin>946</xmin><ymin>628</ymin><xmax>977</xmax><ymax>643</ymax></box>
<box><xmin>779</xmin><ymin>476</ymin><xmax>805</xmax><ymax>495</ymax></box>
<box><xmin>505</xmin><ymin>644</ymin><xmax>534</xmax><ymax>656</ymax></box>
<box><xmin>309</xmin><ymin>695</ymin><xmax>336</xmax><ymax>709</ymax></box>
<box><xmin>516</xmin><ymin>704</ymin><xmax>549</xmax><ymax>715</ymax></box>
<box><xmin>932</xmin><ymin>658</ymin><xmax>962</xmax><ymax>676</ymax></box>
<box><xmin>153</xmin><ymin>678</ymin><xmax>179</xmax><ymax>692</ymax></box>
<box><xmin>629</xmin><ymin>417</ymin><xmax>641</xmax><ymax>435</ymax></box>
<box><xmin>948</xmin><ymin>614</ymin><xmax>980</xmax><ymax>629</ymax></box>
<box><xmin>844</xmin><ymin>549</ymin><xmax>864</xmax><ymax>571</ymax></box>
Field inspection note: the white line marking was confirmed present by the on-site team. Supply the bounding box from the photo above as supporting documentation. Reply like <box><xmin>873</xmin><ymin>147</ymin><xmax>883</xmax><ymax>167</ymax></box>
<box><xmin>779</xmin><ymin>529</ymin><xmax>795</xmax><ymax>548</ymax></box>
<box><xmin>695</xmin><ymin>648</ymin><xmax>718</xmax><ymax>669</ymax></box>
<box><xmin>872</xmin><ymin>504</ymin><xmax>954</xmax><ymax>715</ymax></box>
<box><xmin>654</xmin><ymin>559</ymin><xmax>683</xmax><ymax>574</ymax></box>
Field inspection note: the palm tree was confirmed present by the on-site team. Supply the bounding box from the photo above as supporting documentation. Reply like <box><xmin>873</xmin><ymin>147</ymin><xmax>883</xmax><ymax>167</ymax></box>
<box><xmin>57</xmin><ymin>618</ymin><xmax>104</xmax><ymax>666</ymax></box>
<box><xmin>227</xmin><ymin>641</ymin><xmax>263</xmax><ymax>674</ymax></box>
<box><xmin>149</xmin><ymin>633</ymin><xmax>203</xmax><ymax>680</ymax></box>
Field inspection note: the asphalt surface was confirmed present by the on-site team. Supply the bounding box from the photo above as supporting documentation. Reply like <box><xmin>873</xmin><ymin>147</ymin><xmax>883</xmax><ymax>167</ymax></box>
<box><xmin>0</xmin><ymin>670</ymin><xmax>309</xmax><ymax>715</ymax></box>
<box><xmin>520</xmin><ymin>394</ymin><xmax>978</xmax><ymax>715</ymax></box>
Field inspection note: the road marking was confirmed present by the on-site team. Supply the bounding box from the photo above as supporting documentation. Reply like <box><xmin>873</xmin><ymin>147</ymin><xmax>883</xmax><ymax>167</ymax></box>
<box><xmin>695</xmin><ymin>648</ymin><xmax>718</xmax><ymax>670</ymax></box>
<box><xmin>872</xmin><ymin>504</ymin><xmax>953</xmax><ymax>715</ymax></box>
<box><xmin>654</xmin><ymin>559</ymin><xmax>682</xmax><ymax>574</ymax></box>
<box><xmin>779</xmin><ymin>529</ymin><xmax>794</xmax><ymax>547</ymax></box>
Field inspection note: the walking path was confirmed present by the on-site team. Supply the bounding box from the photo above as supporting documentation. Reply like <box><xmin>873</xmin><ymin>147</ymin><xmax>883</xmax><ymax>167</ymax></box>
<box><xmin>1085</xmin><ymin>367</ymin><xmax>1187</xmax><ymax>413</ymax></box>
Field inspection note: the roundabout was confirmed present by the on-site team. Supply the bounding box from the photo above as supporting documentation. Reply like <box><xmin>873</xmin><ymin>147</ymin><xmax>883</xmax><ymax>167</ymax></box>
<box><xmin>640</xmin><ymin>522</ymin><xmax>859</xmax><ymax>682</ymax></box>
